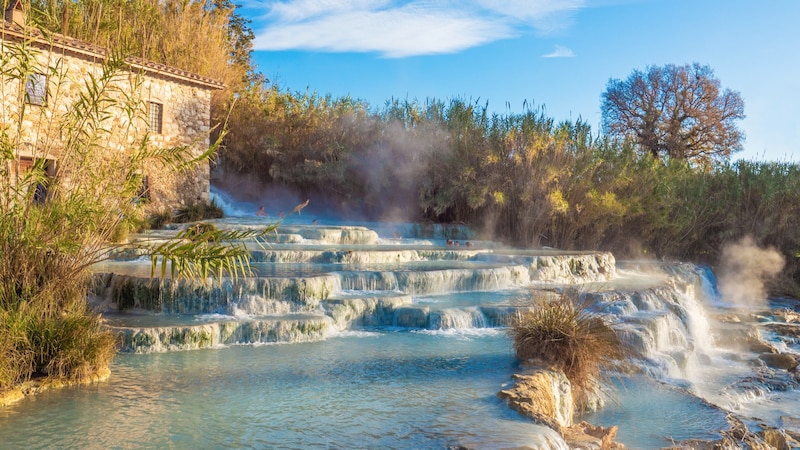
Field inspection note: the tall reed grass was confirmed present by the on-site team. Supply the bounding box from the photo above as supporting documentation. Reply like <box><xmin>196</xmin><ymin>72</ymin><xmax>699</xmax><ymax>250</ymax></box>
<box><xmin>0</xmin><ymin>11</ymin><xmax>261</xmax><ymax>391</ymax></box>
<box><xmin>218</xmin><ymin>90</ymin><xmax>800</xmax><ymax>296</ymax></box>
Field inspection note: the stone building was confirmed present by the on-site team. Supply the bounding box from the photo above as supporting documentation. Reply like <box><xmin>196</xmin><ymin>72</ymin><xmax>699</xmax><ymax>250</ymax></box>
<box><xmin>1</xmin><ymin>0</ymin><xmax>223</xmax><ymax>210</ymax></box>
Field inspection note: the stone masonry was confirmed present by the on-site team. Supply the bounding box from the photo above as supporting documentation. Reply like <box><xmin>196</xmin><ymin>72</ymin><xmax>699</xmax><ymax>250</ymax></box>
<box><xmin>1</xmin><ymin>1</ymin><xmax>223</xmax><ymax>210</ymax></box>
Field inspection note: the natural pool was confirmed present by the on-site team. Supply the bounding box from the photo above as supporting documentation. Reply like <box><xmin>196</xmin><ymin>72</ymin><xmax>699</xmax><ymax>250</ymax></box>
<box><xmin>0</xmin><ymin>328</ymin><xmax>732</xmax><ymax>449</ymax></box>
<box><xmin>3</xmin><ymin>189</ymin><xmax>799</xmax><ymax>449</ymax></box>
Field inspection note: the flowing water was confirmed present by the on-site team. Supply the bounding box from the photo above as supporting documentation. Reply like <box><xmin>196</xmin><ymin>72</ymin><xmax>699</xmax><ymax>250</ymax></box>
<box><xmin>1</xmin><ymin>187</ymin><xmax>799</xmax><ymax>449</ymax></box>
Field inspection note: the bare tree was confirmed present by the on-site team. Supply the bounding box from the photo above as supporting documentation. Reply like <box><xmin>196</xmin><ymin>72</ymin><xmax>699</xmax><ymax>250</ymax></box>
<box><xmin>601</xmin><ymin>63</ymin><xmax>745</xmax><ymax>164</ymax></box>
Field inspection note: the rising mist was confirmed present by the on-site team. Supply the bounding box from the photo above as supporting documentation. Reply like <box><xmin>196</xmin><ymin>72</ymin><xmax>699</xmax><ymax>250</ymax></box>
<box><xmin>717</xmin><ymin>235</ymin><xmax>785</xmax><ymax>307</ymax></box>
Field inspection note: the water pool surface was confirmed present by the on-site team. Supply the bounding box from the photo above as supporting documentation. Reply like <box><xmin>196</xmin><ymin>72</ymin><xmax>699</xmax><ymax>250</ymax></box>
<box><xmin>0</xmin><ymin>330</ymin><xmax>568</xmax><ymax>449</ymax></box>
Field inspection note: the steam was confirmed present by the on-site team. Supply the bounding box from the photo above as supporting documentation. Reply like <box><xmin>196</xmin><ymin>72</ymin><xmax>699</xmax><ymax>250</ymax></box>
<box><xmin>361</xmin><ymin>120</ymin><xmax>445</xmax><ymax>223</ymax></box>
<box><xmin>717</xmin><ymin>235</ymin><xmax>785</xmax><ymax>307</ymax></box>
<box><xmin>213</xmin><ymin>112</ymin><xmax>450</xmax><ymax>223</ymax></box>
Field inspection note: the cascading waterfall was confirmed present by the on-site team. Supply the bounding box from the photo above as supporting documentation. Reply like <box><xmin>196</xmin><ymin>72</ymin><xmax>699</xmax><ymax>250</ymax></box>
<box><xmin>394</xmin><ymin>266</ymin><xmax>531</xmax><ymax>295</ymax></box>
<box><xmin>337</xmin><ymin>271</ymin><xmax>401</xmax><ymax>291</ymax></box>
<box><xmin>589</xmin><ymin>263</ymin><xmax>800</xmax><ymax>432</ymax></box>
<box><xmin>588</xmin><ymin>265</ymin><xmax>718</xmax><ymax>384</ymax></box>
<box><xmin>429</xmin><ymin>307</ymin><xmax>488</xmax><ymax>329</ymax></box>
<box><xmin>78</xmin><ymin>198</ymin><xmax>800</xmax><ymax>448</ymax></box>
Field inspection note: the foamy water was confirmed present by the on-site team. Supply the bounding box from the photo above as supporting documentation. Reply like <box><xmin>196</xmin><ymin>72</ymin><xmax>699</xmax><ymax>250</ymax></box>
<box><xmin>60</xmin><ymin>190</ymin><xmax>800</xmax><ymax>447</ymax></box>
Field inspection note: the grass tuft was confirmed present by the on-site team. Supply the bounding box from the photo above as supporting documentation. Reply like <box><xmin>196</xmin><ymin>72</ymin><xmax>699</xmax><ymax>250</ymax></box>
<box><xmin>147</xmin><ymin>209</ymin><xmax>174</xmax><ymax>230</ymax></box>
<box><xmin>0</xmin><ymin>264</ymin><xmax>117</xmax><ymax>388</ymax></box>
<box><xmin>510</xmin><ymin>293</ymin><xmax>624</xmax><ymax>396</ymax></box>
<box><xmin>174</xmin><ymin>199</ymin><xmax>224</xmax><ymax>223</ymax></box>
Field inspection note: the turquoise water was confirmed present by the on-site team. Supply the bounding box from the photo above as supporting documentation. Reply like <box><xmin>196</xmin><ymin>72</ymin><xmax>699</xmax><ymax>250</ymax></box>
<box><xmin>0</xmin><ymin>329</ymin><xmax>736</xmax><ymax>449</ymax></box>
<box><xmin>0</xmin><ymin>330</ymin><xmax>569</xmax><ymax>449</ymax></box>
<box><xmin>7</xmin><ymin>191</ymin><xmax>796</xmax><ymax>448</ymax></box>
<box><xmin>583</xmin><ymin>376</ymin><xmax>729</xmax><ymax>448</ymax></box>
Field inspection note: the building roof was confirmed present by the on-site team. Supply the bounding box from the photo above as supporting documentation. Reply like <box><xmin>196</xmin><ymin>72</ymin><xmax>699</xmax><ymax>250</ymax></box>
<box><xmin>1</xmin><ymin>15</ymin><xmax>225</xmax><ymax>90</ymax></box>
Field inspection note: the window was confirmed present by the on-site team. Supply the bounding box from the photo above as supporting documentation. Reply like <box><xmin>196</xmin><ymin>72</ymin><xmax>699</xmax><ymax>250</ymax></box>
<box><xmin>148</xmin><ymin>102</ymin><xmax>163</xmax><ymax>134</ymax></box>
<box><xmin>18</xmin><ymin>156</ymin><xmax>35</xmax><ymax>173</ymax></box>
<box><xmin>25</xmin><ymin>73</ymin><xmax>47</xmax><ymax>106</ymax></box>
<box><xmin>17</xmin><ymin>157</ymin><xmax>55</xmax><ymax>204</ymax></box>
<box><xmin>135</xmin><ymin>174</ymin><xmax>151</xmax><ymax>203</ymax></box>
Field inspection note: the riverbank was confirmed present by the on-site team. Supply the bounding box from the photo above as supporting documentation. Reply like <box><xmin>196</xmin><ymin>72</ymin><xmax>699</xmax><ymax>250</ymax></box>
<box><xmin>0</xmin><ymin>367</ymin><xmax>111</xmax><ymax>408</ymax></box>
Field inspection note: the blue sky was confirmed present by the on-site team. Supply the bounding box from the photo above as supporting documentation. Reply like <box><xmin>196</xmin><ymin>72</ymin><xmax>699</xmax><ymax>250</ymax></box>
<box><xmin>243</xmin><ymin>0</ymin><xmax>800</xmax><ymax>162</ymax></box>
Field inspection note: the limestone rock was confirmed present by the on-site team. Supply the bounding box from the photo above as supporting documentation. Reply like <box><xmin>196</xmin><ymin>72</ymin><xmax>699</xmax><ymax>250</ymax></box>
<box><xmin>781</xmin><ymin>414</ymin><xmax>800</xmax><ymax>439</ymax></box>
<box><xmin>0</xmin><ymin>366</ymin><xmax>111</xmax><ymax>407</ymax></box>
<box><xmin>749</xmin><ymin>339</ymin><xmax>778</xmax><ymax>354</ymax></box>
<box><xmin>759</xmin><ymin>353</ymin><xmax>799</xmax><ymax>371</ymax></box>
<box><xmin>497</xmin><ymin>369</ymin><xmax>574</xmax><ymax>431</ymax></box>
<box><xmin>762</xmin><ymin>428</ymin><xmax>793</xmax><ymax>450</ymax></box>
<box><xmin>744</xmin><ymin>327</ymin><xmax>777</xmax><ymax>353</ymax></box>
<box><xmin>671</xmin><ymin>414</ymin><xmax>790</xmax><ymax>450</ymax></box>
<box><xmin>562</xmin><ymin>421</ymin><xmax>623</xmax><ymax>450</ymax></box>
<box><xmin>498</xmin><ymin>368</ymin><xmax>624</xmax><ymax>448</ymax></box>
<box><xmin>774</xmin><ymin>308</ymin><xmax>800</xmax><ymax>324</ymax></box>
<box><xmin>766</xmin><ymin>322</ymin><xmax>800</xmax><ymax>338</ymax></box>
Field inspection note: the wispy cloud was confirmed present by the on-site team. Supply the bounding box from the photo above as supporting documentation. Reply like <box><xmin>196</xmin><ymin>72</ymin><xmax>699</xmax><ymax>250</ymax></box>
<box><xmin>542</xmin><ymin>44</ymin><xmax>575</xmax><ymax>58</ymax></box>
<box><xmin>250</xmin><ymin>0</ymin><xmax>586</xmax><ymax>57</ymax></box>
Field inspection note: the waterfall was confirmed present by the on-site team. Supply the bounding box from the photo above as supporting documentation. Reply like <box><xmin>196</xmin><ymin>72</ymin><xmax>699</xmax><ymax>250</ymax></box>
<box><xmin>589</xmin><ymin>263</ymin><xmax>717</xmax><ymax>385</ymax></box>
<box><xmin>338</xmin><ymin>271</ymin><xmax>400</xmax><ymax>291</ymax></box>
<box><xmin>591</xmin><ymin>261</ymin><xmax>800</xmax><ymax>421</ymax></box>
<box><xmin>113</xmin><ymin>315</ymin><xmax>335</xmax><ymax>352</ymax></box>
<box><xmin>209</xmin><ymin>186</ymin><xmax>257</xmax><ymax>217</ymax></box>
<box><xmin>429</xmin><ymin>308</ymin><xmax>488</xmax><ymax>330</ymax></box>
<box><xmin>394</xmin><ymin>266</ymin><xmax>530</xmax><ymax>295</ymax></box>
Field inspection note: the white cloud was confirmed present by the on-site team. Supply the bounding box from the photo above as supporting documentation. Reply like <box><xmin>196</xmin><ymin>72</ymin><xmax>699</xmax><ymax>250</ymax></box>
<box><xmin>542</xmin><ymin>44</ymin><xmax>575</xmax><ymax>58</ymax></box>
<box><xmin>251</xmin><ymin>0</ymin><xmax>587</xmax><ymax>57</ymax></box>
<box><xmin>476</xmin><ymin>0</ymin><xmax>585</xmax><ymax>23</ymax></box>
<box><xmin>264</xmin><ymin>0</ymin><xmax>390</xmax><ymax>22</ymax></box>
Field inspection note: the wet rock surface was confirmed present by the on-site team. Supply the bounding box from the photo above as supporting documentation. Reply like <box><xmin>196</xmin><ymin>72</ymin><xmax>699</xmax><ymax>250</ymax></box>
<box><xmin>667</xmin><ymin>414</ymin><xmax>800</xmax><ymax>450</ymax></box>
<box><xmin>498</xmin><ymin>367</ymin><xmax>624</xmax><ymax>449</ymax></box>
<box><xmin>0</xmin><ymin>367</ymin><xmax>111</xmax><ymax>407</ymax></box>
<box><xmin>498</xmin><ymin>369</ymin><xmax>574</xmax><ymax>431</ymax></box>
<box><xmin>758</xmin><ymin>352</ymin><xmax>799</xmax><ymax>371</ymax></box>
<box><xmin>562</xmin><ymin>422</ymin><xmax>622</xmax><ymax>450</ymax></box>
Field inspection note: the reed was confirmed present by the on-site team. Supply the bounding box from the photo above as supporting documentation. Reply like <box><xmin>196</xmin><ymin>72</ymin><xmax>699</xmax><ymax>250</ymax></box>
<box><xmin>214</xmin><ymin>79</ymin><xmax>800</xmax><ymax>295</ymax></box>
<box><xmin>0</xmin><ymin>12</ymin><xmax>265</xmax><ymax>390</ymax></box>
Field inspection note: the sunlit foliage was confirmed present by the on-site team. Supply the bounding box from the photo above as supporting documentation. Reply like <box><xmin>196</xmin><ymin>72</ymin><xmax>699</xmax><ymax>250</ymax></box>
<box><xmin>0</xmin><ymin>12</ymin><xmax>269</xmax><ymax>389</ymax></box>
<box><xmin>217</xmin><ymin>87</ymin><xmax>800</xmax><ymax>296</ymax></box>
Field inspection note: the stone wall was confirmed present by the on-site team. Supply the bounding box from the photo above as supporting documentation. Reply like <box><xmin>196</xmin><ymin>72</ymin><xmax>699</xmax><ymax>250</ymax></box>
<box><xmin>0</xmin><ymin>30</ymin><xmax>217</xmax><ymax>210</ymax></box>
<box><xmin>139</xmin><ymin>74</ymin><xmax>213</xmax><ymax>210</ymax></box>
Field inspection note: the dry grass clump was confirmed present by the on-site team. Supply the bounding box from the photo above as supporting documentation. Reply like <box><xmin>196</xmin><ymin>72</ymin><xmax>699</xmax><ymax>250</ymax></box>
<box><xmin>510</xmin><ymin>294</ymin><xmax>624</xmax><ymax>393</ymax></box>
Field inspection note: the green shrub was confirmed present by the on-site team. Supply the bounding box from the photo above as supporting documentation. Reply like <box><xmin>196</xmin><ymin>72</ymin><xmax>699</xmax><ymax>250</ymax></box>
<box><xmin>147</xmin><ymin>209</ymin><xmax>174</xmax><ymax>230</ymax></box>
<box><xmin>40</xmin><ymin>311</ymin><xmax>118</xmax><ymax>380</ymax></box>
<box><xmin>510</xmin><ymin>294</ymin><xmax>623</xmax><ymax>395</ymax></box>
<box><xmin>0</xmin><ymin>310</ymin><xmax>33</xmax><ymax>387</ymax></box>
<box><xmin>174</xmin><ymin>200</ymin><xmax>224</xmax><ymax>223</ymax></box>
<box><xmin>0</xmin><ymin>268</ymin><xmax>118</xmax><ymax>386</ymax></box>
<box><xmin>0</xmin><ymin>28</ymin><xmax>254</xmax><ymax>392</ymax></box>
